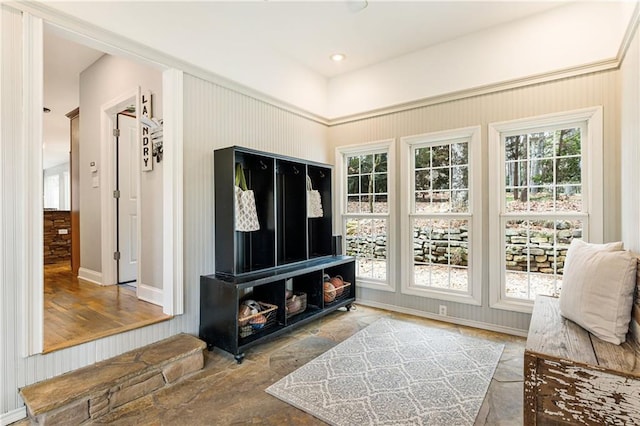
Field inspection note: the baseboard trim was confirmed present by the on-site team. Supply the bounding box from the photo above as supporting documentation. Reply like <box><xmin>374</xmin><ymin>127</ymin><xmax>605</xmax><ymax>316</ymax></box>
<box><xmin>77</xmin><ymin>267</ymin><xmax>103</xmax><ymax>285</ymax></box>
<box><xmin>138</xmin><ymin>283</ymin><xmax>163</xmax><ymax>306</ymax></box>
<box><xmin>356</xmin><ymin>299</ymin><xmax>529</xmax><ymax>338</ymax></box>
<box><xmin>1</xmin><ymin>407</ymin><xmax>26</xmax><ymax>426</ymax></box>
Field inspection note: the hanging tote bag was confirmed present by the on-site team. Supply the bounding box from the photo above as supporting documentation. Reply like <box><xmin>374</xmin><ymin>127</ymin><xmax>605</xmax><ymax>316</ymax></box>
<box><xmin>307</xmin><ymin>175</ymin><xmax>324</xmax><ymax>218</ymax></box>
<box><xmin>234</xmin><ymin>163</ymin><xmax>260</xmax><ymax>232</ymax></box>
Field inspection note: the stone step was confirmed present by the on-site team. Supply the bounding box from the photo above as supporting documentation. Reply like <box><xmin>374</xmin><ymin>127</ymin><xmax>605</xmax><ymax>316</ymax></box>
<box><xmin>19</xmin><ymin>333</ymin><xmax>206</xmax><ymax>425</ymax></box>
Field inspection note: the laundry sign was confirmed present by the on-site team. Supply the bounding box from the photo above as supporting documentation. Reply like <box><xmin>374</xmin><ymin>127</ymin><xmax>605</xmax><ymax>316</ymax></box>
<box><xmin>141</xmin><ymin>90</ymin><xmax>153</xmax><ymax>172</ymax></box>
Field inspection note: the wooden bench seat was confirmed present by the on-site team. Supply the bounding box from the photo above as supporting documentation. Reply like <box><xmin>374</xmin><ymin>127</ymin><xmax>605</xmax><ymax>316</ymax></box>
<box><xmin>524</xmin><ymin>295</ymin><xmax>640</xmax><ymax>425</ymax></box>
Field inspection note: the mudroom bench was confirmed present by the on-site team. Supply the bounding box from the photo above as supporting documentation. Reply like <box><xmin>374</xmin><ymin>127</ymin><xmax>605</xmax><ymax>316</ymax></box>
<box><xmin>524</xmin><ymin>295</ymin><xmax>640</xmax><ymax>425</ymax></box>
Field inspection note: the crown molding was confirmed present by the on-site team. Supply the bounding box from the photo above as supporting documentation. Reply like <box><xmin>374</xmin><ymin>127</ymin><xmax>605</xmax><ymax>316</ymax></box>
<box><xmin>615</xmin><ymin>1</ymin><xmax>640</xmax><ymax>66</ymax></box>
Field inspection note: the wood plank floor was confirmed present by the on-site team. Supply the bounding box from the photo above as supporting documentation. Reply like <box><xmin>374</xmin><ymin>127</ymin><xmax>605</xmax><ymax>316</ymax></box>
<box><xmin>44</xmin><ymin>262</ymin><xmax>171</xmax><ymax>353</ymax></box>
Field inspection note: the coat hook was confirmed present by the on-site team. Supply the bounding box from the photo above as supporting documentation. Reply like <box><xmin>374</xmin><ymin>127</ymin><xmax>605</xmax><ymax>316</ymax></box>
<box><xmin>319</xmin><ymin>171</ymin><xmax>325</xmax><ymax>178</ymax></box>
<box><xmin>293</xmin><ymin>166</ymin><xmax>300</xmax><ymax>175</ymax></box>
<box><xmin>260</xmin><ymin>160</ymin><xmax>267</xmax><ymax>170</ymax></box>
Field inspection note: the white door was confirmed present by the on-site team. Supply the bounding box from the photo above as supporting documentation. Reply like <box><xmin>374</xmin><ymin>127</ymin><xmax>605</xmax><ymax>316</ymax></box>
<box><xmin>117</xmin><ymin>113</ymin><xmax>138</xmax><ymax>285</ymax></box>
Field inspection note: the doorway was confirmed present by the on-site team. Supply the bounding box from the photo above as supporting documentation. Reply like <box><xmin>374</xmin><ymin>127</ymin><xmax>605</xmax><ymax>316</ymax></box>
<box><xmin>19</xmin><ymin>14</ymin><xmax>184</xmax><ymax>356</ymax></box>
<box><xmin>40</xmin><ymin>25</ymin><xmax>174</xmax><ymax>353</ymax></box>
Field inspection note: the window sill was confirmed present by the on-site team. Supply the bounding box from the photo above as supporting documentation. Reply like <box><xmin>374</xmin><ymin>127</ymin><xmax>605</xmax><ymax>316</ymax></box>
<box><xmin>490</xmin><ymin>297</ymin><xmax>535</xmax><ymax>314</ymax></box>
<box><xmin>401</xmin><ymin>285</ymin><xmax>481</xmax><ymax>306</ymax></box>
<box><xmin>357</xmin><ymin>278</ymin><xmax>395</xmax><ymax>293</ymax></box>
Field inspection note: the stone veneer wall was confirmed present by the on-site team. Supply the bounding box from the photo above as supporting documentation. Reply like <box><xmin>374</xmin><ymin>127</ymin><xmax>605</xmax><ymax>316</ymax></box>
<box><xmin>44</xmin><ymin>210</ymin><xmax>71</xmax><ymax>264</ymax></box>
<box><xmin>346</xmin><ymin>221</ymin><xmax>581</xmax><ymax>274</ymax></box>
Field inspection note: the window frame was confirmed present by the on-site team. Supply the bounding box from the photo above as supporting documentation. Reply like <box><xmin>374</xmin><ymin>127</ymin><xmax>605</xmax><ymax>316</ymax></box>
<box><xmin>400</xmin><ymin>126</ymin><xmax>482</xmax><ymax>306</ymax></box>
<box><xmin>489</xmin><ymin>107</ymin><xmax>604</xmax><ymax>313</ymax></box>
<box><xmin>336</xmin><ymin>139</ymin><xmax>396</xmax><ymax>292</ymax></box>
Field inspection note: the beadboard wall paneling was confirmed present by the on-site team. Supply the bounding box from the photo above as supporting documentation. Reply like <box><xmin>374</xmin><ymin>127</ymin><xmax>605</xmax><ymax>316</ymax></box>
<box><xmin>330</xmin><ymin>70</ymin><xmax>622</xmax><ymax>334</ymax></box>
<box><xmin>1</xmin><ymin>5</ymin><xmax>23</xmax><ymax>416</ymax></box>
<box><xmin>621</xmin><ymin>26</ymin><xmax>640</xmax><ymax>252</ymax></box>
<box><xmin>181</xmin><ymin>75</ymin><xmax>329</xmax><ymax>290</ymax></box>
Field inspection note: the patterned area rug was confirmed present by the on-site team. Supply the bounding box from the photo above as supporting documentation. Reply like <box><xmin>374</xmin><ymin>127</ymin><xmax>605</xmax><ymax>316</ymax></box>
<box><xmin>266</xmin><ymin>318</ymin><xmax>504</xmax><ymax>425</ymax></box>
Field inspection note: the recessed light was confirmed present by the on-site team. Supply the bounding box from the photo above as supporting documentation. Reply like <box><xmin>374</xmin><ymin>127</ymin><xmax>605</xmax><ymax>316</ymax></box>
<box><xmin>330</xmin><ymin>53</ymin><xmax>346</xmax><ymax>62</ymax></box>
<box><xmin>346</xmin><ymin>1</ymin><xmax>368</xmax><ymax>13</ymax></box>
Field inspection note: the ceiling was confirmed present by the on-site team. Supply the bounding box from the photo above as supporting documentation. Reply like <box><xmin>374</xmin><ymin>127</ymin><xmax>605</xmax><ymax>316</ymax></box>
<box><xmin>46</xmin><ymin>1</ymin><xmax>567</xmax><ymax>78</ymax></box>
<box><xmin>42</xmin><ymin>0</ymin><xmax>572</xmax><ymax>169</ymax></box>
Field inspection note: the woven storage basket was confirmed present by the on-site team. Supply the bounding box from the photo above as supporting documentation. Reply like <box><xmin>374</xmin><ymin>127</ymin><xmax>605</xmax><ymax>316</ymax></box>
<box><xmin>324</xmin><ymin>281</ymin><xmax>352</xmax><ymax>305</ymax></box>
<box><xmin>285</xmin><ymin>292</ymin><xmax>307</xmax><ymax>318</ymax></box>
<box><xmin>238</xmin><ymin>302</ymin><xmax>277</xmax><ymax>338</ymax></box>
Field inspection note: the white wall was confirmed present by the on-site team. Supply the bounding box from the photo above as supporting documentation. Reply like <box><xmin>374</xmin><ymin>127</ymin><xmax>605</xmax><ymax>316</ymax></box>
<box><xmin>78</xmin><ymin>54</ymin><xmax>163</xmax><ymax>290</ymax></box>
<box><xmin>620</xmin><ymin>20</ymin><xmax>640</xmax><ymax>252</ymax></box>
<box><xmin>327</xmin><ymin>1</ymin><xmax>635</xmax><ymax>118</ymax></box>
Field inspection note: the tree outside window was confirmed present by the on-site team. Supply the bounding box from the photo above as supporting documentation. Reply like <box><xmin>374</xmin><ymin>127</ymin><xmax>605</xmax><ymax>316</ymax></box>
<box><xmin>502</xmin><ymin>126</ymin><xmax>585</xmax><ymax>300</ymax></box>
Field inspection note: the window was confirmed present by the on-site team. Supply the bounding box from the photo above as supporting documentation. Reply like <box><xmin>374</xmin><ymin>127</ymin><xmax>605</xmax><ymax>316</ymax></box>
<box><xmin>401</xmin><ymin>127</ymin><xmax>482</xmax><ymax>305</ymax></box>
<box><xmin>43</xmin><ymin>174</ymin><xmax>60</xmax><ymax>210</ymax></box>
<box><xmin>489</xmin><ymin>107</ymin><xmax>603</xmax><ymax>313</ymax></box>
<box><xmin>43</xmin><ymin>163</ymin><xmax>71</xmax><ymax>211</ymax></box>
<box><xmin>337</xmin><ymin>140</ymin><xmax>395</xmax><ymax>291</ymax></box>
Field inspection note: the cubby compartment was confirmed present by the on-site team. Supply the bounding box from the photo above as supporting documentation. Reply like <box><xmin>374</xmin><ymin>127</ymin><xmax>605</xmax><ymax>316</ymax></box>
<box><xmin>285</xmin><ymin>271</ymin><xmax>323</xmax><ymax>324</ymax></box>
<box><xmin>323</xmin><ymin>262</ymin><xmax>356</xmax><ymax>308</ymax></box>
<box><xmin>307</xmin><ymin>165</ymin><xmax>333</xmax><ymax>259</ymax></box>
<box><xmin>238</xmin><ymin>280</ymin><xmax>285</xmax><ymax>344</ymax></box>
<box><xmin>214</xmin><ymin>148</ymin><xmax>276</xmax><ymax>275</ymax></box>
<box><xmin>276</xmin><ymin>159</ymin><xmax>308</xmax><ymax>265</ymax></box>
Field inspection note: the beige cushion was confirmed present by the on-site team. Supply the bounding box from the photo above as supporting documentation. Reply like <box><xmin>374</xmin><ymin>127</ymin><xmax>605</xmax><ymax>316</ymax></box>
<box><xmin>559</xmin><ymin>239</ymin><xmax>637</xmax><ymax>345</ymax></box>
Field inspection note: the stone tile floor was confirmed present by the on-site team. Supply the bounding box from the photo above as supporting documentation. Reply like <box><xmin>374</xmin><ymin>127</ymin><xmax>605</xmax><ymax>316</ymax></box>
<box><xmin>20</xmin><ymin>305</ymin><xmax>525</xmax><ymax>425</ymax></box>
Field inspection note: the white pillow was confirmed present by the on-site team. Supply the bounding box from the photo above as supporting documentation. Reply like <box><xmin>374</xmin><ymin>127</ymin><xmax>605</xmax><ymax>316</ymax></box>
<box><xmin>559</xmin><ymin>239</ymin><xmax>637</xmax><ymax>344</ymax></box>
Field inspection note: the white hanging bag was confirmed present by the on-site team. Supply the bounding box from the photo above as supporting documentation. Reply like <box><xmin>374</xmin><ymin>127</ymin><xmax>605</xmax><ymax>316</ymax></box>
<box><xmin>235</xmin><ymin>163</ymin><xmax>260</xmax><ymax>232</ymax></box>
<box><xmin>307</xmin><ymin>175</ymin><xmax>324</xmax><ymax>218</ymax></box>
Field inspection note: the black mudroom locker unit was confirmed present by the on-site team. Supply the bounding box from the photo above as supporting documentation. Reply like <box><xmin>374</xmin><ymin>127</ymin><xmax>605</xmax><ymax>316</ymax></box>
<box><xmin>200</xmin><ymin>146</ymin><xmax>356</xmax><ymax>363</ymax></box>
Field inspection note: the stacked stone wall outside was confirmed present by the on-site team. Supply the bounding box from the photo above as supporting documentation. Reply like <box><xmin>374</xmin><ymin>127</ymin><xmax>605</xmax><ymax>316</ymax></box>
<box><xmin>345</xmin><ymin>221</ymin><xmax>581</xmax><ymax>275</ymax></box>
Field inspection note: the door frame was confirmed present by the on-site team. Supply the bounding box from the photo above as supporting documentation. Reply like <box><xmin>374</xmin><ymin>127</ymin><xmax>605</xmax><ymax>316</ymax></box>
<box><xmin>100</xmin><ymin>90</ymin><xmax>141</xmax><ymax>290</ymax></box>
<box><xmin>19</xmin><ymin>12</ymin><xmax>184</xmax><ymax>357</ymax></box>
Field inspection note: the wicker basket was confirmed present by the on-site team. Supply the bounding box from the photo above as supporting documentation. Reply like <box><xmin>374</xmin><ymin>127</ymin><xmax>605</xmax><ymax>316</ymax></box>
<box><xmin>324</xmin><ymin>281</ymin><xmax>352</xmax><ymax>305</ymax></box>
<box><xmin>238</xmin><ymin>302</ymin><xmax>277</xmax><ymax>338</ymax></box>
<box><xmin>285</xmin><ymin>292</ymin><xmax>307</xmax><ymax>318</ymax></box>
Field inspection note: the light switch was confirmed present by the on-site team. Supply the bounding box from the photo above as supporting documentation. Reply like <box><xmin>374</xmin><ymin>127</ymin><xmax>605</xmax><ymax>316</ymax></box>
<box><xmin>92</xmin><ymin>175</ymin><xmax>99</xmax><ymax>188</ymax></box>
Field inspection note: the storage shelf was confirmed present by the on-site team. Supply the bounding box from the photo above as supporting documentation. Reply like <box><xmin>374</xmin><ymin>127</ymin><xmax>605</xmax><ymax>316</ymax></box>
<box><xmin>201</xmin><ymin>146</ymin><xmax>354</xmax><ymax>363</ymax></box>
<box><xmin>200</xmin><ymin>256</ymin><xmax>356</xmax><ymax>362</ymax></box>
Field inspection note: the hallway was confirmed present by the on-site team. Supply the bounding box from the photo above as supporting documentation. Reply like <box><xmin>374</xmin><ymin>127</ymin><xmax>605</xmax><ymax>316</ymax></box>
<box><xmin>43</xmin><ymin>262</ymin><xmax>170</xmax><ymax>353</ymax></box>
